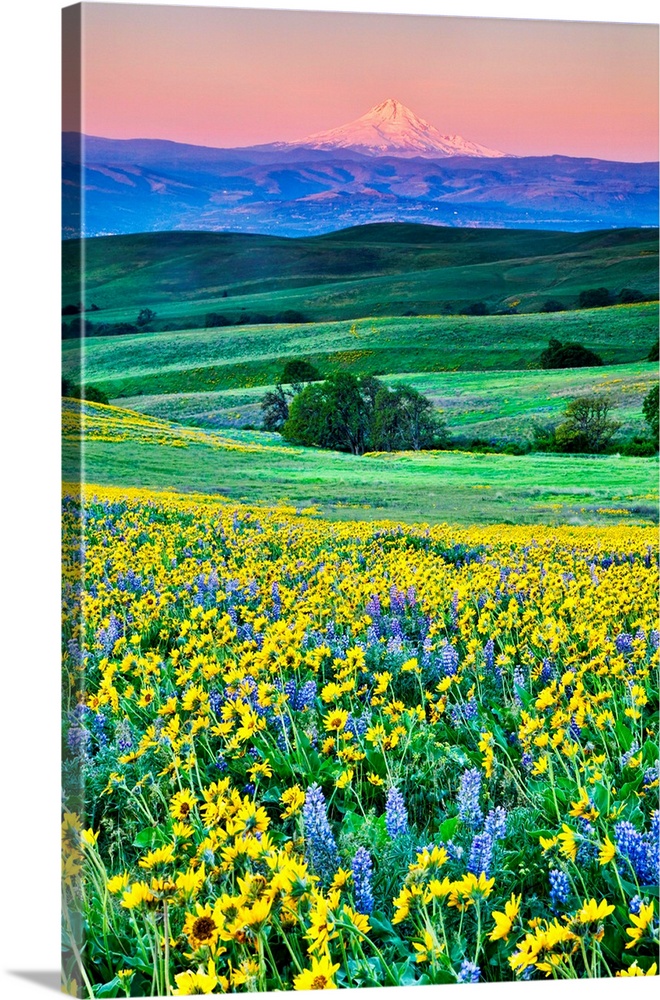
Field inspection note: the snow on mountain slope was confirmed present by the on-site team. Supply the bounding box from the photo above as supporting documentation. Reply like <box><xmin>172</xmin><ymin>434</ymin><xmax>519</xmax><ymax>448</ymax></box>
<box><xmin>282</xmin><ymin>98</ymin><xmax>507</xmax><ymax>158</ymax></box>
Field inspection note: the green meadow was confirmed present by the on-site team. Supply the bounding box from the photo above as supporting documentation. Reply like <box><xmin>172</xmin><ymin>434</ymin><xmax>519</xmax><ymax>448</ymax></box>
<box><xmin>63</xmin><ymin>223</ymin><xmax>659</xmax><ymax>526</ymax></box>
<box><xmin>62</xmin><ymin>400</ymin><xmax>658</xmax><ymax>525</ymax></box>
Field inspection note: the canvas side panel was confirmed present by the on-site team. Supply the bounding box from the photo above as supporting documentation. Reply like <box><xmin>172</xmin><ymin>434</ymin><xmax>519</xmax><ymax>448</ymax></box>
<box><xmin>61</xmin><ymin>6</ymin><xmax>89</xmax><ymax>999</ymax></box>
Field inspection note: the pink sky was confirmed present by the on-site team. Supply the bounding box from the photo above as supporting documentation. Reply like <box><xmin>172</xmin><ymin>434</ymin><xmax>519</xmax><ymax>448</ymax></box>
<box><xmin>68</xmin><ymin>3</ymin><xmax>659</xmax><ymax>161</ymax></box>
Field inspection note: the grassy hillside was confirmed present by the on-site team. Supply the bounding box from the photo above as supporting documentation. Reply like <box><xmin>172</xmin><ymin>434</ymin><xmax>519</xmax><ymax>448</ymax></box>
<box><xmin>62</xmin><ymin>223</ymin><xmax>659</xmax><ymax>324</ymax></box>
<box><xmin>63</xmin><ymin>302</ymin><xmax>658</xmax><ymax>398</ymax></box>
<box><xmin>63</xmin><ymin>398</ymin><xmax>657</xmax><ymax>525</ymax></box>
<box><xmin>118</xmin><ymin>362</ymin><xmax>658</xmax><ymax>446</ymax></box>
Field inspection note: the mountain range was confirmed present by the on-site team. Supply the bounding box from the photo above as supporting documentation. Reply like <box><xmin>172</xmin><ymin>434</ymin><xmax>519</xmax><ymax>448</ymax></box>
<box><xmin>62</xmin><ymin>99</ymin><xmax>659</xmax><ymax>238</ymax></box>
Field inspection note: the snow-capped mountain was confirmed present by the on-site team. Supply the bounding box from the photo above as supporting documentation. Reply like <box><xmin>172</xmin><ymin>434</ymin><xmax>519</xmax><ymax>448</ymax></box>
<box><xmin>281</xmin><ymin>98</ymin><xmax>507</xmax><ymax>158</ymax></box>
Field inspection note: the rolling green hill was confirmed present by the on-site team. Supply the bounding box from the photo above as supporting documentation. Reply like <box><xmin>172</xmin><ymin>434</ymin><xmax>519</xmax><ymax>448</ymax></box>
<box><xmin>63</xmin><ymin>301</ymin><xmax>658</xmax><ymax>399</ymax></box>
<box><xmin>62</xmin><ymin>223</ymin><xmax>659</xmax><ymax>326</ymax></box>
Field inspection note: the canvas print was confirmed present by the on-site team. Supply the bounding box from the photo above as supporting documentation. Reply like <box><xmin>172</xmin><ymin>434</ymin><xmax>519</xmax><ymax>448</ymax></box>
<box><xmin>62</xmin><ymin>2</ymin><xmax>660</xmax><ymax>995</ymax></box>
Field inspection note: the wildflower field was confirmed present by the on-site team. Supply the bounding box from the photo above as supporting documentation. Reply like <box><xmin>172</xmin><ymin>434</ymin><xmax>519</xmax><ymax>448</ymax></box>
<box><xmin>62</xmin><ymin>483</ymin><xmax>659</xmax><ymax>995</ymax></box>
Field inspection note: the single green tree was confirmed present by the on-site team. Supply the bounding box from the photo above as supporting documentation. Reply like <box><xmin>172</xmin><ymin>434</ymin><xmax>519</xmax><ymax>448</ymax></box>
<box><xmin>642</xmin><ymin>384</ymin><xmax>659</xmax><ymax>442</ymax></box>
<box><xmin>555</xmin><ymin>395</ymin><xmax>619</xmax><ymax>453</ymax></box>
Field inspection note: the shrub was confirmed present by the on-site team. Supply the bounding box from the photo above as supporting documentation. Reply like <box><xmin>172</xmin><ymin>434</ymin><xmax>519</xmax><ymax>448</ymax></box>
<box><xmin>577</xmin><ymin>288</ymin><xmax>612</xmax><ymax>309</ymax></box>
<box><xmin>540</xmin><ymin>299</ymin><xmax>566</xmax><ymax>313</ymax></box>
<box><xmin>462</xmin><ymin>301</ymin><xmax>489</xmax><ymax>316</ymax></box>
<box><xmin>617</xmin><ymin>288</ymin><xmax>645</xmax><ymax>304</ymax></box>
<box><xmin>540</xmin><ymin>338</ymin><xmax>603</xmax><ymax>369</ymax></box>
<box><xmin>647</xmin><ymin>340</ymin><xmax>659</xmax><ymax>362</ymax></box>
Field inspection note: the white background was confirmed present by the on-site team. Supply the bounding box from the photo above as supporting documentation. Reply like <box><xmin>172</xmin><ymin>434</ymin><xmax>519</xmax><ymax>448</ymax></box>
<box><xmin>0</xmin><ymin>1</ymin><xmax>657</xmax><ymax>998</ymax></box>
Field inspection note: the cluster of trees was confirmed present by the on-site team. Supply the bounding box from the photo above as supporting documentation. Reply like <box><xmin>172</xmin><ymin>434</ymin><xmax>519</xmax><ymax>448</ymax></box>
<box><xmin>62</xmin><ymin>377</ymin><xmax>109</xmax><ymax>405</ymax></box>
<box><xmin>540</xmin><ymin>338</ymin><xmax>603</xmax><ymax>369</ymax></box>
<box><xmin>262</xmin><ymin>365</ymin><xmax>445</xmax><ymax>455</ymax></box>
<box><xmin>205</xmin><ymin>309</ymin><xmax>307</xmax><ymax>328</ymax></box>
<box><xmin>62</xmin><ymin>308</ymin><xmax>159</xmax><ymax>340</ymax></box>
<box><xmin>457</xmin><ymin>287</ymin><xmax>652</xmax><ymax>318</ymax></box>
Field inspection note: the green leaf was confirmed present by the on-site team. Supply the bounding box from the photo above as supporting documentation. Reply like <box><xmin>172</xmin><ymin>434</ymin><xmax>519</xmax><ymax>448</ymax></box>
<box><xmin>439</xmin><ymin>816</ymin><xmax>458</xmax><ymax>841</ymax></box>
<box><xmin>94</xmin><ymin>978</ymin><xmax>121</xmax><ymax>998</ymax></box>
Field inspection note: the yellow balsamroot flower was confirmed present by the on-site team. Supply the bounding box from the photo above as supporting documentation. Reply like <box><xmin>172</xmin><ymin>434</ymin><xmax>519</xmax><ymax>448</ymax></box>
<box><xmin>392</xmin><ymin>884</ymin><xmax>424</xmax><ymax>924</ymax></box>
<box><xmin>172</xmin><ymin>967</ymin><xmax>218</xmax><ymax>995</ymax></box>
<box><xmin>138</xmin><ymin>844</ymin><xmax>176</xmax><ymax>869</ymax></box>
<box><xmin>323</xmin><ymin>708</ymin><xmax>349</xmax><ymax>733</ymax></box>
<box><xmin>335</xmin><ymin>769</ymin><xmax>354</xmax><ymax>789</ymax></box>
<box><xmin>330</xmin><ymin>868</ymin><xmax>352</xmax><ymax>892</ymax></box>
<box><xmin>531</xmin><ymin>754</ymin><xmax>549</xmax><ymax>776</ymax></box>
<box><xmin>413</xmin><ymin>929</ymin><xmax>443</xmax><ymax>964</ymax></box>
<box><xmin>598</xmin><ymin>836</ymin><xmax>617</xmax><ymax>865</ymax></box>
<box><xmin>106</xmin><ymin>872</ymin><xmax>130</xmax><ymax>894</ymax></box>
<box><xmin>448</xmin><ymin>872</ymin><xmax>495</xmax><ymax>909</ymax></box>
<box><xmin>183</xmin><ymin>902</ymin><xmax>222</xmax><ymax>951</ymax></box>
<box><xmin>625</xmin><ymin>901</ymin><xmax>655</xmax><ymax>949</ymax></box>
<box><xmin>293</xmin><ymin>953</ymin><xmax>341</xmax><ymax>991</ymax></box>
<box><xmin>170</xmin><ymin>788</ymin><xmax>198</xmax><ymax>821</ymax></box>
<box><xmin>306</xmin><ymin>891</ymin><xmax>339</xmax><ymax>953</ymax></box>
<box><xmin>617</xmin><ymin>961</ymin><xmax>658</xmax><ymax>976</ymax></box>
<box><xmin>280</xmin><ymin>785</ymin><xmax>306</xmax><ymax>819</ymax></box>
<box><xmin>341</xmin><ymin>904</ymin><xmax>370</xmax><ymax>935</ymax></box>
<box><xmin>410</xmin><ymin>845</ymin><xmax>449</xmax><ymax>875</ymax></box>
<box><xmin>226</xmin><ymin>799</ymin><xmax>269</xmax><ymax>837</ymax></box>
<box><xmin>569</xmin><ymin>787</ymin><xmax>599</xmax><ymax>822</ymax></box>
<box><xmin>557</xmin><ymin>824</ymin><xmax>578</xmax><ymax>861</ymax></box>
<box><xmin>80</xmin><ymin>828</ymin><xmax>99</xmax><ymax>848</ymax></box>
<box><xmin>121</xmin><ymin>881</ymin><xmax>155</xmax><ymax>909</ymax></box>
<box><xmin>575</xmin><ymin>897</ymin><xmax>615</xmax><ymax>925</ymax></box>
<box><xmin>176</xmin><ymin>863</ymin><xmax>206</xmax><ymax>897</ymax></box>
<box><xmin>367</xmin><ymin>772</ymin><xmax>385</xmax><ymax>786</ymax></box>
<box><xmin>489</xmin><ymin>893</ymin><xmax>521</xmax><ymax>942</ymax></box>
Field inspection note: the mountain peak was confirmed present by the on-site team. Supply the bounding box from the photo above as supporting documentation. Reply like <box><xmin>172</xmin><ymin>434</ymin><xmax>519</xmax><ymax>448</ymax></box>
<box><xmin>286</xmin><ymin>99</ymin><xmax>507</xmax><ymax>158</ymax></box>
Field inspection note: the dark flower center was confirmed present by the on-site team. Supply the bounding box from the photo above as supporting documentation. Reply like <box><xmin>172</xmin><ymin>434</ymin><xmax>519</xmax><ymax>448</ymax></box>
<box><xmin>192</xmin><ymin>916</ymin><xmax>216</xmax><ymax>941</ymax></box>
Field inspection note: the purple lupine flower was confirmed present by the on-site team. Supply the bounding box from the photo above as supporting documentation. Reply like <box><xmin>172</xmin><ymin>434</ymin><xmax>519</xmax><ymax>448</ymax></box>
<box><xmin>215</xmin><ymin>752</ymin><xmax>228</xmax><ymax>772</ymax></box>
<box><xmin>271</xmin><ymin>580</ymin><xmax>281</xmax><ymax>619</ymax></box>
<box><xmin>365</xmin><ymin>594</ymin><xmax>381</xmax><ymax>620</ymax></box>
<box><xmin>513</xmin><ymin>665</ymin><xmax>526</xmax><ymax>705</ymax></box>
<box><xmin>614</xmin><ymin>821</ymin><xmax>652</xmax><ymax>882</ymax></box>
<box><xmin>457</xmin><ymin>960</ymin><xmax>480</xmax><ymax>983</ymax></box>
<box><xmin>569</xmin><ymin>716</ymin><xmax>582</xmax><ymax>741</ymax></box>
<box><xmin>115</xmin><ymin>717</ymin><xmax>132</xmax><ymax>752</ymax></box>
<box><xmin>441</xmin><ymin>642</ymin><xmax>459</xmax><ymax>677</ymax></box>
<box><xmin>549</xmin><ymin>869</ymin><xmax>571</xmax><ymax>909</ymax></box>
<box><xmin>449</xmin><ymin>591</ymin><xmax>459</xmax><ymax>630</ymax></box>
<box><xmin>541</xmin><ymin>658</ymin><xmax>555</xmax><ymax>682</ymax></box>
<box><xmin>483</xmin><ymin>638</ymin><xmax>494</xmax><ymax>673</ymax></box>
<box><xmin>389</xmin><ymin>586</ymin><xmax>406</xmax><ymax>614</ymax></box>
<box><xmin>521</xmin><ymin>751</ymin><xmax>533</xmax><ymax>771</ymax></box>
<box><xmin>457</xmin><ymin>768</ymin><xmax>482</xmax><ymax>829</ymax></box>
<box><xmin>303</xmin><ymin>784</ymin><xmax>339</xmax><ymax>880</ymax></box>
<box><xmin>93</xmin><ymin>712</ymin><xmax>108</xmax><ymax>748</ymax></box>
<box><xmin>484</xmin><ymin>807</ymin><xmax>507</xmax><ymax>841</ymax></box>
<box><xmin>468</xmin><ymin>831</ymin><xmax>494</xmax><ymax>875</ymax></box>
<box><xmin>615</xmin><ymin>633</ymin><xmax>634</xmax><ymax>655</ymax></box>
<box><xmin>351</xmin><ymin>847</ymin><xmax>374</xmax><ymax>915</ymax></box>
<box><xmin>650</xmin><ymin>630</ymin><xmax>660</xmax><ymax>650</ymax></box>
<box><xmin>629</xmin><ymin>895</ymin><xmax>642</xmax><ymax>916</ymax></box>
<box><xmin>295</xmin><ymin>680</ymin><xmax>317</xmax><ymax>711</ymax></box>
<box><xmin>385</xmin><ymin>786</ymin><xmax>409</xmax><ymax>839</ymax></box>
